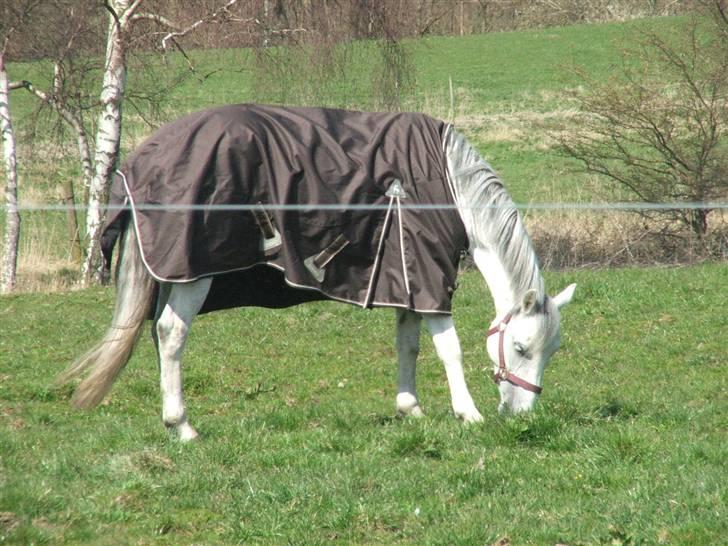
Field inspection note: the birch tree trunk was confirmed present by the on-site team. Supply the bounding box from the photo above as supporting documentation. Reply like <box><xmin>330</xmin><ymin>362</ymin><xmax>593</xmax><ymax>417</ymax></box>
<box><xmin>80</xmin><ymin>0</ymin><xmax>135</xmax><ymax>286</ymax></box>
<box><xmin>0</xmin><ymin>51</ymin><xmax>21</xmax><ymax>294</ymax></box>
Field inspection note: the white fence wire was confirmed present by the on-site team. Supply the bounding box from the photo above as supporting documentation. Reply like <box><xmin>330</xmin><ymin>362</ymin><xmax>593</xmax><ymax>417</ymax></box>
<box><xmin>6</xmin><ymin>201</ymin><xmax>728</xmax><ymax>212</ymax></box>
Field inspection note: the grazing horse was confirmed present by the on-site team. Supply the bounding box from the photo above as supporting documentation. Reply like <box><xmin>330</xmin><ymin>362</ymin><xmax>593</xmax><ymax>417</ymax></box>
<box><xmin>59</xmin><ymin>105</ymin><xmax>575</xmax><ymax>441</ymax></box>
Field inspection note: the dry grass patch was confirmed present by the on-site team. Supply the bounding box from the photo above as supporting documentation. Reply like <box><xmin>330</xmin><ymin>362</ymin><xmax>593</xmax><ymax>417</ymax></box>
<box><xmin>13</xmin><ymin>220</ymin><xmax>80</xmax><ymax>292</ymax></box>
<box><xmin>454</xmin><ymin>108</ymin><xmax>584</xmax><ymax>149</ymax></box>
<box><xmin>528</xmin><ymin>209</ymin><xmax>728</xmax><ymax>269</ymax></box>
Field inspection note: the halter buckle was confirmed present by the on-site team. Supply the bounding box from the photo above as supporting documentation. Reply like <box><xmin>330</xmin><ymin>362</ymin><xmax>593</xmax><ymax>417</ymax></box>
<box><xmin>493</xmin><ymin>366</ymin><xmax>508</xmax><ymax>384</ymax></box>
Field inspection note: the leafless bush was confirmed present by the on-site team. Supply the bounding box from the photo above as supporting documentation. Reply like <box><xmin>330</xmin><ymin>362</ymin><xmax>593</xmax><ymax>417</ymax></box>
<box><xmin>559</xmin><ymin>2</ymin><xmax>728</xmax><ymax>240</ymax></box>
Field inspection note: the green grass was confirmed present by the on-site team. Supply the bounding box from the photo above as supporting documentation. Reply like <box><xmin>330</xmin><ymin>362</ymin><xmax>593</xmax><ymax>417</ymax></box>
<box><xmin>1</xmin><ymin>264</ymin><xmax>726</xmax><ymax>544</ymax></box>
<box><xmin>152</xmin><ymin>17</ymin><xmax>677</xmax><ymax>114</ymax></box>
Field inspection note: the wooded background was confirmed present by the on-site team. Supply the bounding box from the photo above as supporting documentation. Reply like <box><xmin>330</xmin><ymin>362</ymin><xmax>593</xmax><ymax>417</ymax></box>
<box><xmin>3</xmin><ymin>0</ymin><xmax>695</xmax><ymax>60</ymax></box>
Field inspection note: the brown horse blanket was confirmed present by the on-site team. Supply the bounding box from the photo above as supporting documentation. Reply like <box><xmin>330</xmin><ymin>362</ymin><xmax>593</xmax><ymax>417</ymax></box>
<box><xmin>102</xmin><ymin>104</ymin><xmax>468</xmax><ymax>314</ymax></box>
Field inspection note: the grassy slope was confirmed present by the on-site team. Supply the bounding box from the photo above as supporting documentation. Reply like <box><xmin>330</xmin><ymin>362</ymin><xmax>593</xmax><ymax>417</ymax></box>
<box><xmin>1</xmin><ymin>265</ymin><xmax>725</xmax><ymax>544</ymax></box>
<box><xmin>158</xmin><ymin>18</ymin><xmax>678</xmax><ymax>202</ymax></box>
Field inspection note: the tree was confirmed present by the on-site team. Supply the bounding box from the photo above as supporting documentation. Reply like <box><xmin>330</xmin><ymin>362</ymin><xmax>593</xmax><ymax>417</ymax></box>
<box><xmin>561</xmin><ymin>2</ymin><xmax>728</xmax><ymax>240</ymax></box>
<box><xmin>80</xmin><ymin>0</ymin><xmax>139</xmax><ymax>285</ymax></box>
<box><xmin>4</xmin><ymin>2</ymin><xmax>105</xmax><ymax>269</ymax></box>
<box><xmin>3</xmin><ymin>1</ymin><xmax>102</xmax><ymax>283</ymax></box>
<box><xmin>81</xmin><ymin>0</ymin><xmax>245</xmax><ymax>285</ymax></box>
<box><xmin>0</xmin><ymin>41</ymin><xmax>21</xmax><ymax>294</ymax></box>
<box><xmin>249</xmin><ymin>0</ymin><xmax>415</xmax><ymax>110</ymax></box>
<box><xmin>1</xmin><ymin>1</ymin><xmax>41</xmax><ymax>294</ymax></box>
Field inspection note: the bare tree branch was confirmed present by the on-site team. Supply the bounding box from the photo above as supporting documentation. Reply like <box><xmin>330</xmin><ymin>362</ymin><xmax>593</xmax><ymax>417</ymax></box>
<box><xmin>161</xmin><ymin>0</ymin><xmax>242</xmax><ymax>52</ymax></box>
<box><xmin>103</xmin><ymin>0</ymin><xmax>122</xmax><ymax>30</ymax></box>
<box><xmin>122</xmin><ymin>0</ymin><xmax>145</xmax><ymax>23</ymax></box>
<box><xmin>129</xmin><ymin>12</ymin><xmax>180</xmax><ymax>31</ymax></box>
<box><xmin>10</xmin><ymin>78</ymin><xmax>92</xmax><ymax>181</ymax></box>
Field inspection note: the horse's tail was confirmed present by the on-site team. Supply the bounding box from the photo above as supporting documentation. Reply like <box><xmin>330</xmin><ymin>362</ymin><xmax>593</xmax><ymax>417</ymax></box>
<box><xmin>58</xmin><ymin>224</ymin><xmax>156</xmax><ymax>409</ymax></box>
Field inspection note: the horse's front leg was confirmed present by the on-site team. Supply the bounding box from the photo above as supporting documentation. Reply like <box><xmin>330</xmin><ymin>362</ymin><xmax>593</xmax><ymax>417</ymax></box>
<box><xmin>395</xmin><ymin>309</ymin><xmax>424</xmax><ymax>417</ymax></box>
<box><xmin>424</xmin><ymin>314</ymin><xmax>483</xmax><ymax>423</ymax></box>
<box><xmin>154</xmin><ymin>278</ymin><xmax>212</xmax><ymax>441</ymax></box>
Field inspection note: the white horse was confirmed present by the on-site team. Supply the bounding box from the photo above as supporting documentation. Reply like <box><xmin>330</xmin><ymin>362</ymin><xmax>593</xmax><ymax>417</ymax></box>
<box><xmin>60</xmin><ymin>125</ymin><xmax>575</xmax><ymax>441</ymax></box>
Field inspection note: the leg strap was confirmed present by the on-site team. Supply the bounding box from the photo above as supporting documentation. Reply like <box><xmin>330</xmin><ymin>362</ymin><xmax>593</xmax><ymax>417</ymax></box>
<box><xmin>252</xmin><ymin>204</ymin><xmax>282</xmax><ymax>254</ymax></box>
<box><xmin>304</xmin><ymin>234</ymin><xmax>350</xmax><ymax>282</ymax></box>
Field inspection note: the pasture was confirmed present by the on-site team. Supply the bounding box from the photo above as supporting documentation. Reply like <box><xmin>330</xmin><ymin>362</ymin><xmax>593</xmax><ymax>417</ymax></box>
<box><xmin>1</xmin><ymin>14</ymin><xmax>726</xmax><ymax>545</ymax></box>
<box><xmin>1</xmin><ymin>265</ymin><xmax>725</xmax><ymax>544</ymax></box>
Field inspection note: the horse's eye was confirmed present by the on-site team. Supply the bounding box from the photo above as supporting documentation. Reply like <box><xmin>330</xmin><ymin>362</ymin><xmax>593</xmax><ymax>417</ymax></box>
<box><xmin>514</xmin><ymin>342</ymin><xmax>528</xmax><ymax>356</ymax></box>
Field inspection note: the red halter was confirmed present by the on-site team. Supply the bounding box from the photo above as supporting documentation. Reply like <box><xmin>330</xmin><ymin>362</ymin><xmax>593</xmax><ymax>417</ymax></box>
<box><xmin>486</xmin><ymin>313</ymin><xmax>543</xmax><ymax>394</ymax></box>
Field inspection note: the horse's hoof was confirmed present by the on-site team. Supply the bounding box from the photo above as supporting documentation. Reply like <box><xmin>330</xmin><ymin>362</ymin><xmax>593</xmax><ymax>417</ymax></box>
<box><xmin>398</xmin><ymin>405</ymin><xmax>425</xmax><ymax>418</ymax></box>
<box><xmin>396</xmin><ymin>393</ymin><xmax>424</xmax><ymax>417</ymax></box>
<box><xmin>456</xmin><ymin>409</ymin><xmax>484</xmax><ymax>424</ymax></box>
<box><xmin>175</xmin><ymin>422</ymin><xmax>200</xmax><ymax>442</ymax></box>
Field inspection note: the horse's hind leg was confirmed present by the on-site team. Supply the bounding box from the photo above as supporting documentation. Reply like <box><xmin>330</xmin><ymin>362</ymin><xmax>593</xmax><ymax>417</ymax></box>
<box><xmin>154</xmin><ymin>278</ymin><xmax>212</xmax><ymax>441</ymax></box>
<box><xmin>395</xmin><ymin>309</ymin><xmax>424</xmax><ymax>417</ymax></box>
<box><xmin>152</xmin><ymin>283</ymin><xmax>172</xmax><ymax>351</ymax></box>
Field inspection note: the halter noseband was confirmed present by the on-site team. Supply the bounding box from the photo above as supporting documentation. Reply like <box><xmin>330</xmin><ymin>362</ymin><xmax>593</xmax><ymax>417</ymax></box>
<box><xmin>486</xmin><ymin>313</ymin><xmax>543</xmax><ymax>395</ymax></box>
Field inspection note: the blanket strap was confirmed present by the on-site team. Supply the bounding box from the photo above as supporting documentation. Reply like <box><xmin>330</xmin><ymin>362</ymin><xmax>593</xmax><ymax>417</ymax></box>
<box><xmin>363</xmin><ymin>179</ymin><xmax>410</xmax><ymax>308</ymax></box>
<box><xmin>252</xmin><ymin>203</ymin><xmax>282</xmax><ymax>254</ymax></box>
<box><xmin>304</xmin><ymin>234</ymin><xmax>350</xmax><ymax>283</ymax></box>
<box><xmin>363</xmin><ymin>195</ymin><xmax>395</xmax><ymax>308</ymax></box>
<box><xmin>386</xmin><ymin>179</ymin><xmax>411</xmax><ymax>297</ymax></box>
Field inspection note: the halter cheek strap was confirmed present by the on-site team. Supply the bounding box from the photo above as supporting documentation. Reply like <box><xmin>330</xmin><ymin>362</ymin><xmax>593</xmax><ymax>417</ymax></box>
<box><xmin>486</xmin><ymin>314</ymin><xmax>543</xmax><ymax>395</ymax></box>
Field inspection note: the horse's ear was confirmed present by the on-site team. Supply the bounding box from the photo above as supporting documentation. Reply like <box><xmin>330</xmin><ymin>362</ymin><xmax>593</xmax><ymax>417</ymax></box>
<box><xmin>521</xmin><ymin>289</ymin><xmax>540</xmax><ymax>315</ymax></box>
<box><xmin>553</xmin><ymin>283</ymin><xmax>577</xmax><ymax>310</ymax></box>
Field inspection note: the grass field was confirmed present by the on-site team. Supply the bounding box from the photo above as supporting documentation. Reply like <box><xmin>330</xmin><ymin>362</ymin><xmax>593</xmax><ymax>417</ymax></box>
<box><xmin>1</xmin><ymin>264</ymin><xmax>726</xmax><ymax>544</ymax></box>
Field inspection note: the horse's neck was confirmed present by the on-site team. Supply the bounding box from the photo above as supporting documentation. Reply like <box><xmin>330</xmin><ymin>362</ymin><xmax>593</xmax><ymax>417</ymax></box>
<box><xmin>444</xmin><ymin>128</ymin><xmax>543</xmax><ymax>318</ymax></box>
<box><xmin>471</xmin><ymin>246</ymin><xmax>520</xmax><ymax>317</ymax></box>
<box><xmin>467</xmin><ymin>203</ymin><xmax>544</xmax><ymax>318</ymax></box>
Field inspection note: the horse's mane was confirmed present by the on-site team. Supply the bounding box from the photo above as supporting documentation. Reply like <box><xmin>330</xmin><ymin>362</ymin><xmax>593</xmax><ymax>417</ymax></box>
<box><xmin>443</xmin><ymin>127</ymin><xmax>545</xmax><ymax>301</ymax></box>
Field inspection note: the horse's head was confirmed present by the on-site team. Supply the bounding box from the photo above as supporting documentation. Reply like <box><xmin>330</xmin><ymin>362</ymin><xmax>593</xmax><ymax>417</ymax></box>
<box><xmin>486</xmin><ymin>284</ymin><xmax>576</xmax><ymax>414</ymax></box>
